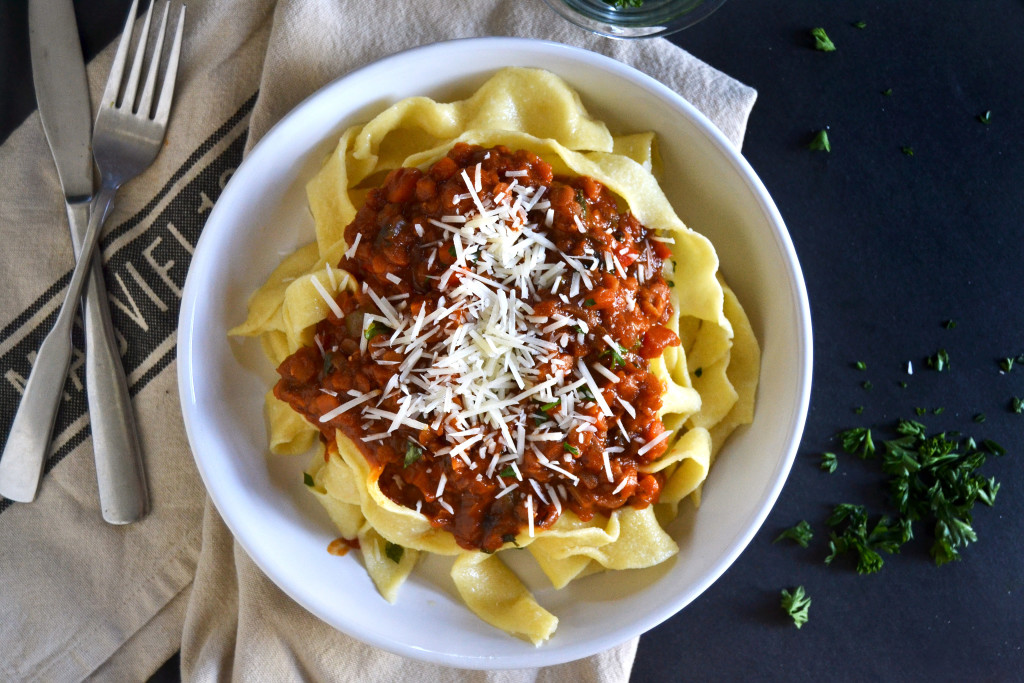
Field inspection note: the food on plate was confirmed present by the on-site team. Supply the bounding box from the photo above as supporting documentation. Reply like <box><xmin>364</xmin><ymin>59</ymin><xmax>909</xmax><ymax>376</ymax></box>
<box><xmin>231</xmin><ymin>67</ymin><xmax>760</xmax><ymax>644</ymax></box>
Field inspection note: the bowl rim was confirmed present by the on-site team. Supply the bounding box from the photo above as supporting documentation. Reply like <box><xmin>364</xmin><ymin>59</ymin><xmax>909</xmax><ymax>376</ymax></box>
<box><xmin>177</xmin><ymin>36</ymin><xmax>813</xmax><ymax>669</ymax></box>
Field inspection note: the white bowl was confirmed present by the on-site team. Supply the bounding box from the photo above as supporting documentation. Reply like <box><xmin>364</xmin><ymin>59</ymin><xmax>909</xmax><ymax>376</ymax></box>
<box><xmin>178</xmin><ymin>37</ymin><xmax>812</xmax><ymax>669</ymax></box>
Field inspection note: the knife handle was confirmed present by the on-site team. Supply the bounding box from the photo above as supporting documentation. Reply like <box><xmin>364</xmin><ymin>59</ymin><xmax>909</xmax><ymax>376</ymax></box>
<box><xmin>67</xmin><ymin>200</ymin><xmax>149</xmax><ymax>524</ymax></box>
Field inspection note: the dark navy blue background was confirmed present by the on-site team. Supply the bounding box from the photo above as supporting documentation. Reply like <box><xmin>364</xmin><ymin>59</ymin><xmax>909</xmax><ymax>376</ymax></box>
<box><xmin>2</xmin><ymin>1</ymin><xmax>1022</xmax><ymax>679</ymax></box>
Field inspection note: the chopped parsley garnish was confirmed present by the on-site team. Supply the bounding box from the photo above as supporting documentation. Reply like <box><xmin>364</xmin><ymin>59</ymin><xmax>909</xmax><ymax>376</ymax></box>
<box><xmin>601</xmin><ymin>341</ymin><xmax>628</xmax><ymax>369</ymax></box>
<box><xmin>999</xmin><ymin>357</ymin><xmax>1014</xmax><ymax>372</ymax></box>
<box><xmin>915</xmin><ymin>407</ymin><xmax>927</xmax><ymax>416</ymax></box>
<box><xmin>780</xmin><ymin>586</ymin><xmax>811</xmax><ymax>629</ymax></box>
<box><xmin>878</xmin><ymin>422</ymin><xmax>1003</xmax><ymax>566</ymax></box>
<box><xmin>1012</xmin><ymin>397</ymin><xmax>1024</xmax><ymax>414</ymax></box>
<box><xmin>384</xmin><ymin>541</ymin><xmax>404</xmax><ymax>564</ymax></box>
<box><xmin>973</xmin><ymin>413</ymin><xmax>986</xmax><ymax>423</ymax></box>
<box><xmin>838</xmin><ymin>427</ymin><xmax>875</xmax><ymax>458</ymax></box>
<box><xmin>854</xmin><ymin>406</ymin><xmax>864</xmax><ymax>415</ymax></box>
<box><xmin>852</xmin><ymin>20</ymin><xmax>867</xmax><ymax>29</ymax></box>
<box><xmin>854</xmin><ymin>361</ymin><xmax>867</xmax><ymax>371</ymax></box>
<box><xmin>982</xmin><ymin>439</ymin><xmax>1006</xmax><ymax>457</ymax></box>
<box><xmin>564</xmin><ymin>443</ymin><xmax>580</xmax><ymax>456</ymax></box>
<box><xmin>901</xmin><ymin>146</ymin><xmax>915</xmax><ymax>156</ymax></box>
<box><xmin>499</xmin><ymin>465</ymin><xmax>516</xmax><ymax>478</ymax></box>
<box><xmin>825</xmin><ymin>503</ymin><xmax>911</xmax><ymax>574</ymax></box>
<box><xmin>882</xmin><ymin>88</ymin><xmax>893</xmax><ymax>96</ymax></box>
<box><xmin>695</xmin><ymin>367</ymin><xmax>703</xmax><ymax>378</ymax></box>
<box><xmin>404</xmin><ymin>442</ymin><xmax>423</xmax><ymax>468</ymax></box>
<box><xmin>927</xmin><ymin>348</ymin><xmax>950</xmax><ymax>371</ymax></box>
<box><xmin>862</xmin><ymin>380</ymin><xmax>873</xmax><ymax>391</ymax></box>
<box><xmin>944</xmin><ymin>319</ymin><xmax>958</xmax><ymax>329</ymax></box>
<box><xmin>540</xmin><ymin>399</ymin><xmax>561</xmax><ymax>411</ymax></box>
<box><xmin>303</xmin><ymin>472</ymin><xmax>315</xmax><ymax>487</ymax></box>
<box><xmin>584</xmin><ymin>298</ymin><xmax>596</xmax><ymax>307</ymax></box>
<box><xmin>574</xmin><ymin>188</ymin><xmax>589</xmax><ymax>219</ymax></box>
<box><xmin>502</xmin><ymin>533</ymin><xmax>520</xmax><ymax>547</ymax></box>
<box><xmin>774</xmin><ymin>520</ymin><xmax>814</xmax><ymax>547</ymax></box>
<box><xmin>808</xmin><ymin>129</ymin><xmax>831</xmax><ymax>152</ymax></box>
<box><xmin>668</xmin><ymin>280</ymin><xmax>676</xmax><ymax>288</ymax></box>
<box><xmin>605</xmin><ymin>0</ymin><xmax>644</xmax><ymax>8</ymax></box>
<box><xmin>811</xmin><ymin>27</ymin><xmax>836</xmax><ymax>52</ymax></box>
<box><xmin>978</xmin><ymin>110</ymin><xmax>992</xmax><ymax>124</ymax></box>
<box><xmin>578</xmin><ymin>384</ymin><xmax>596</xmax><ymax>402</ymax></box>
<box><xmin>821</xmin><ymin>452</ymin><xmax>838</xmax><ymax>473</ymax></box>
<box><xmin>364</xmin><ymin>321</ymin><xmax>392</xmax><ymax>341</ymax></box>
<box><xmin>321</xmin><ymin>351</ymin><xmax>333</xmax><ymax>377</ymax></box>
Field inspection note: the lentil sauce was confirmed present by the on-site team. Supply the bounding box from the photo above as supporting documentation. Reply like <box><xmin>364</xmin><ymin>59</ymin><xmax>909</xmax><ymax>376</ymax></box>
<box><xmin>274</xmin><ymin>143</ymin><xmax>680</xmax><ymax>552</ymax></box>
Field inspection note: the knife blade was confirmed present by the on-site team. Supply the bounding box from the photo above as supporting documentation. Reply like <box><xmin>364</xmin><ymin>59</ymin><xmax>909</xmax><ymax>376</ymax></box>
<box><xmin>5</xmin><ymin>0</ymin><xmax>149</xmax><ymax>521</ymax></box>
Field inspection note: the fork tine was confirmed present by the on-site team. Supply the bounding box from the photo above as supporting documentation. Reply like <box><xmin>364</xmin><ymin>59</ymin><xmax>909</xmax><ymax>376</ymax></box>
<box><xmin>101</xmin><ymin>0</ymin><xmax>140</xmax><ymax>108</ymax></box>
<box><xmin>137</xmin><ymin>2</ymin><xmax>171</xmax><ymax>119</ymax></box>
<box><xmin>153</xmin><ymin>4</ymin><xmax>186</xmax><ymax>127</ymax></box>
<box><xmin>120</xmin><ymin>0</ymin><xmax>155</xmax><ymax>111</ymax></box>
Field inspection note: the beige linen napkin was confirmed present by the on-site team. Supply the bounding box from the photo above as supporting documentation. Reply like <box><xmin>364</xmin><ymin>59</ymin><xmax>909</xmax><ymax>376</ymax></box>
<box><xmin>0</xmin><ymin>1</ymin><xmax>755</xmax><ymax>680</ymax></box>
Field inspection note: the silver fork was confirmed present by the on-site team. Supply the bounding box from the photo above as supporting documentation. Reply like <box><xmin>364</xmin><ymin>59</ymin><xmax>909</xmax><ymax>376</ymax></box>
<box><xmin>0</xmin><ymin>0</ymin><xmax>186</xmax><ymax>504</ymax></box>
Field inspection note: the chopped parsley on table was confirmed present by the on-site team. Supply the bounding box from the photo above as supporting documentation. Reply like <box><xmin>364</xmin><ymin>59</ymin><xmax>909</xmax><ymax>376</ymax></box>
<box><xmin>780</xmin><ymin>586</ymin><xmax>811</xmax><ymax>628</ymax></box>
<box><xmin>810</xmin><ymin>27</ymin><xmax>836</xmax><ymax>52</ymax></box>
<box><xmin>838</xmin><ymin>426</ymin><xmax>874</xmax><ymax>458</ymax></box>
<box><xmin>774</xmin><ymin>520</ymin><xmax>814</xmax><ymax>547</ymax></box>
<box><xmin>831</xmin><ymin>419</ymin><xmax>1005</xmax><ymax>567</ymax></box>
<box><xmin>926</xmin><ymin>348</ymin><xmax>950</xmax><ymax>371</ymax></box>
<box><xmin>808</xmin><ymin>129</ymin><xmax>831</xmax><ymax>152</ymax></box>
<box><xmin>825</xmin><ymin>503</ymin><xmax>911</xmax><ymax>574</ymax></box>
<box><xmin>820</xmin><ymin>452</ymin><xmax>838</xmax><ymax>473</ymax></box>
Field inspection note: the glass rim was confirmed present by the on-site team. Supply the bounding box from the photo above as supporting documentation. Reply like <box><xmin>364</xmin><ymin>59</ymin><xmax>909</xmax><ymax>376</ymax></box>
<box><xmin>541</xmin><ymin>0</ymin><xmax>728</xmax><ymax>39</ymax></box>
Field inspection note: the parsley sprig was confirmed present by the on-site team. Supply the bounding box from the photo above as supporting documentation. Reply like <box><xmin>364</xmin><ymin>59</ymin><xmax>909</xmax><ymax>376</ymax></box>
<box><xmin>384</xmin><ymin>541</ymin><xmax>405</xmax><ymax>564</ymax></box>
<box><xmin>824</xmin><ymin>503</ymin><xmax>911</xmax><ymax>574</ymax></box>
<box><xmin>601</xmin><ymin>340</ymin><xmax>628</xmax><ymax>369</ymax></box>
<box><xmin>837</xmin><ymin>426</ymin><xmax>874</xmax><ymax>458</ymax></box>
<box><xmin>810</xmin><ymin>27</ymin><xmax>836</xmax><ymax>52</ymax></box>
<box><xmin>774</xmin><ymin>520</ymin><xmax>814</xmax><ymax>548</ymax></box>
<box><xmin>780</xmin><ymin>586</ymin><xmax>811</xmax><ymax>628</ymax></box>
<box><xmin>404</xmin><ymin>442</ymin><xmax>423</xmax><ymax>468</ymax></box>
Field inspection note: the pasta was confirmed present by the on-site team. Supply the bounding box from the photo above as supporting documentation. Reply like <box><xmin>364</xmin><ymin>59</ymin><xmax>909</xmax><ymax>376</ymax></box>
<box><xmin>231</xmin><ymin>68</ymin><xmax>760</xmax><ymax>644</ymax></box>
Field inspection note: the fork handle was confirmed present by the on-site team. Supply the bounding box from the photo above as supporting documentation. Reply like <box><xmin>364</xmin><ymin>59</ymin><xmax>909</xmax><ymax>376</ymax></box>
<box><xmin>68</xmin><ymin>200</ymin><xmax>149</xmax><ymax>523</ymax></box>
<box><xmin>0</xmin><ymin>186</ymin><xmax>114</xmax><ymax>503</ymax></box>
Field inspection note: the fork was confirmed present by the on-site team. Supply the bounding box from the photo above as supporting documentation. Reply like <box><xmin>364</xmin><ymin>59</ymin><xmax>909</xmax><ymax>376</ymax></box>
<box><xmin>0</xmin><ymin>0</ymin><xmax>186</xmax><ymax>504</ymax></box>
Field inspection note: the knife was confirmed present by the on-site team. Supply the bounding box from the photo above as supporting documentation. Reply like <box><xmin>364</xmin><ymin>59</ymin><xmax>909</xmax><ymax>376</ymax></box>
<box><xmin>0</xmin><ymin>0</ymin><xmax>149</xmax><ymax>522</ymax></box>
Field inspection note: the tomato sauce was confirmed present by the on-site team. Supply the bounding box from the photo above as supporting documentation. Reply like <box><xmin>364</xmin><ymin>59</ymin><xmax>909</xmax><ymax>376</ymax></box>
<box><xmin>275</xmin><ymin>143</ymin><xmax>681</xmax><ymax>552</ymax></box>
